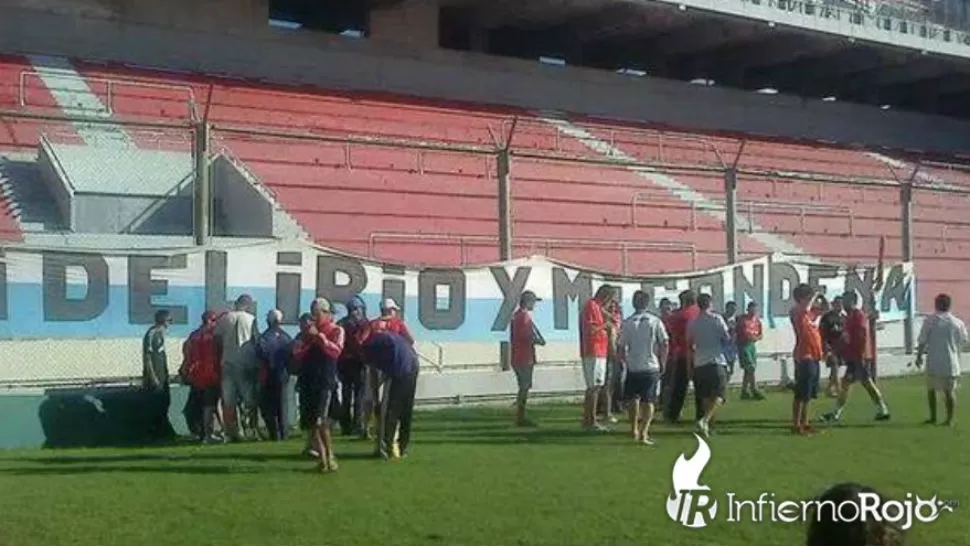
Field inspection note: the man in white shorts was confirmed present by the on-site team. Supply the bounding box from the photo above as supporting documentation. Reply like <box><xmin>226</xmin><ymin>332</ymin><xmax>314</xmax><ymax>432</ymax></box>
<box><xmin>579</xmin><ymin>285</ymin><xmax>615</xmax><ymax>431</ymax></box>
<box><xmin>916</xmin><ymin>293</ymin><xmax>968</xmax><ymax>426</ymax></box>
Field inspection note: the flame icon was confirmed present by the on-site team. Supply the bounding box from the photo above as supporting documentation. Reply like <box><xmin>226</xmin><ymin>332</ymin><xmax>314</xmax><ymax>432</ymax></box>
<box><xmin>666</xmin><ymin>434</ymin><xmax>718</xmax><ymax>528</ymax></box>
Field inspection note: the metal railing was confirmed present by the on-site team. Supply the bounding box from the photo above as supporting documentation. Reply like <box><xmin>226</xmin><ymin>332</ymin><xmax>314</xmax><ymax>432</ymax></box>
<box><xmin>630</xmin><ymin>189</ymin><xmax>854</xmax><ymax>235</ymax></box>
<box><xmin>19</xmin><ymin>69</ymin><xmax>199</xmax><ymax>120</ymax></box>
<box><xmin>741</xmin><ymin>0</ymin><xmax>970</xmax><ymax>40</ymax></box>
<box><xmin>368</xmin><ymin>231</ymin><xmax>698</xmax><ymax>273</ymax></box>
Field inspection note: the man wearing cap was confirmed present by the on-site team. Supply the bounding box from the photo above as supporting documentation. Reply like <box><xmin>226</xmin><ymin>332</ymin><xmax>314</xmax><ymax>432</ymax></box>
<box><xmin>510</xmin><ymin>290</ymin><xmax>546</xmax><ymax>427</ymax></box>
<box><xmin>365</xmin><ymin>298</ymin><xmax>414</xmax><ymax>437</ymax></box>
<box><xmin>214</xmin><ymin>294</ymin><xmax>259</xmax><ymax>442</ymax></box>
<box><xmin>255</xmin><ymin>309</ymin><xmax>293</xmax><ymax>441</ymax></box>
<box><xmin>363</xmin><ymin>331</ymin><xmax>420</xmax><ymax>460</ymax></box>
<box><xmin>293</xmin><ymin>297</ymin><xmax>345</xmax><ymax>472</ymax></box>
<box><xmin>338</xmin><ymin>296</ymin><xmax>371</xmax><ymax>437</ymax></box>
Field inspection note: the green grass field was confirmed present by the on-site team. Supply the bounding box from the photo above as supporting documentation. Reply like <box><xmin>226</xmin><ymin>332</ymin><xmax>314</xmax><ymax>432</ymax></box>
<box><xmin>0</xmin><ymin>376</ymin><xmax>966</xmax><ymax>546</ymax></box>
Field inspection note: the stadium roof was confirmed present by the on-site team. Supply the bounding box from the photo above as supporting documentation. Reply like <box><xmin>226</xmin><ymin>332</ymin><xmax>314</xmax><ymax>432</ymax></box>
<box><xmin>432</xmin><ymin>0</ymin><xmax>970</xmax><ymax>120</ymax></box>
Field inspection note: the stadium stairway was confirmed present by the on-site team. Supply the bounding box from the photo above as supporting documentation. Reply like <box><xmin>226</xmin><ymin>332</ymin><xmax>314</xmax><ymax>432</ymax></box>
<box><xmin>7</xmin><ymin>55</ymin><xmax>970</xmax><ymax>314</ymax></box>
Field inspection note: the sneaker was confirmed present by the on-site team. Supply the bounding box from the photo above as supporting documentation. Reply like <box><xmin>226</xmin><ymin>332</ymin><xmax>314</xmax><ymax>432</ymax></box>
<box><xmin>752</xmin><ymin>391</ymin><xmax>766</xmax><ymax>401</ymax></box>
<box><xmin>608</xmin><ymin>415</ymin><xmax>619</xmax><ymax>424</ymax></box>
<box><xmin>641</xmin><ymin>436</ymin><xmax>656</xmax><ymax>446</ymax></box>
<box><xmin>304</xmin><ymin>448</ymin><xmax>321</xmax><ymax>459</ymax></box>
<box><xmin>802</xmin><ymin>424</ymin><xmax>820</xmax><ymax>435</ymax></box>
<box><xmin>874</xmin><ymin>412</ymin><xmax>891</xmax><ymax>422</ymax></box>
<box><xmin>328</xmin><ymin>457</ymin><xmax>339</xmax><ymax>472</ymax></box>
<box><xmin>695</xmin><ymin>420</ymin><xmax>710</xmax><ymax>439</ymax></box>
<box><xmin>820</xmin><ymin>411</ymin><xmax>841</xmax><ymax>423</ymax></box>
<box><xmin>923</xmin><ymin>418</ymin><xmax>937</xmax><ymax>425</ymax></box>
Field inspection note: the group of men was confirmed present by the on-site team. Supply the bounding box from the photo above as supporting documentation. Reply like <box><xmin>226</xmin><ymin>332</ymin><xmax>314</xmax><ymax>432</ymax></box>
<box><xmin>141</xmin><ymin>295</ymin><xmax>421</xmax><ymax>472</ymax></box>
<box><xmin>507</xmin><ymin>281</ymin><xmax>968</xmax><ymax>442</ymax></box>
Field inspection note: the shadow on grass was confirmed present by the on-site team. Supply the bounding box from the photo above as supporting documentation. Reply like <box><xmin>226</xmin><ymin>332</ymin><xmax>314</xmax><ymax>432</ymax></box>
<box><xmin>9</xmin><ymin>450</ymin><xmax>379</xmax><ymax>466</ymax></box>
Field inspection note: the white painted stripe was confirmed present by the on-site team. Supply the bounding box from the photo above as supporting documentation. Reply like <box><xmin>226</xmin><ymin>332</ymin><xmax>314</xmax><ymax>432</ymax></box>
<box><xmin>866</xmin><ymin>152</ymin><xmax>966</xmax><ymax>191</ymax></box>
<box><xmin>26</xmin><ymin>55</ymin><xmax>132</xmax><ymax>147</ymax></box>
<box><xmin>537</xmin><ymin>115</ymin><xmax>814</xmax><ymax>258</ymax></box>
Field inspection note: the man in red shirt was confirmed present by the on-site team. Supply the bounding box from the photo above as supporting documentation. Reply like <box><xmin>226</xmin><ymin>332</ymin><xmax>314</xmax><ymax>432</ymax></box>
<box><xmin>736</xmin><ymin>301</ymin><xmax>764</xmax><ymax>400</ymax></box>
<box><xmin>510</xmin><ymin>290</ymin><xmax>546</xmax><ymax>427</ymax></box>
<box><xmin>821</xmin><ymin>291</ymin><xmax>891</xmax><ymax>423</ymax></box>
<box><xmin>580</xmin><ymin>285</ymin><xmax>614</xmax><ymax>430</ymax></box>
<box><xmin>790</xmin><ymin>284</ymin><xmax>823</xmax><ymax>434</ymax></box>
<box><xmin>663</xmin><ymin>290</ymin><xmax>699</xmax><ymax>423</ymax></box>
<box><xmin>180</xmin><ymin>310</ymin><xmax>221</xmax><ymax>443</ymax></box>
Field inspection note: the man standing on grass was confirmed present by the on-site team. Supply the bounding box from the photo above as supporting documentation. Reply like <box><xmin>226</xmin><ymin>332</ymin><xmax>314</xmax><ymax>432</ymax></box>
<box><xmin>181</xmin><ymin>310</ymin><xmax>221</xmax><ymax>443</ymax></box>
<box><xmin>664</xmin><ymin>290</ymin><xmax>699</xmax><ymax>423</ymax></box>
<box><xmin>916</xmin><ymin>293</ymin><xmax>968</xmax><ymax>426</ymax></box>
<box><xmin>820</xmin><ymin>291</ymin><xmax>891</xmax><ymax>424</ymax></box>
<box><xmin>365</xmin><ymin>298</ymin><xmax>414</xmax><ymax>438</ymax></box>
<box><xmin>687</xmin><ymin>293</ymin><xmax>730</xmax><ymax>439</ymax></box>
<box><xmin>293</xmin><ymin>298</ymin><xmax>345</xmax><ymax>473</ymax></box>
<box><xmin>214</xmin><ymin>294</ymin><xmax>258</xmax><ymax>442</ymax></box>
<box><xmin>617</xmin><ymin>290</ymin><xmax>668</xmax><ymax>445</ymax></box>
<box><xmin>790</xmin><ymin>284</ymin><xmax>823</xmax><ymax>435</ymax></box>
<box><xmin>510</xmin><ymin>290</ymin><xmax>545</xmax><ymax>427</ymax></box>
<box><xmin>143</xmin><ymin>309</ymin><xmax>175</xmax><ymax>441</ymax></box>
<box><xmin>819</xmin><ymin>296</ymin><xmax>845</xmax><ymax>398</ymax></box>
<box><xmin>337</xmin><ymin>296</ymin><xmax>371</xmax><ymax>437</ymax></box>
<box><xmin>579</xmin><ymin>285</ymin><xmax>614</xmax><ymax>431</ymax></box>
<box><xmin>363</xmin><ymin>331</ymin><xmax>420</xmax><ymax>460</ymax></box>
<box><xmin>722</xmin><ymin>301</ymin><xmax>739</xmax><ymax>379</ymax></box>
<box><xmin>256</xmin><ymin>309</ymin><xmax>293</xmax><ymax>441</ymax></box>
<box><xmin>736</xmin><ymin>301</ymin><xmax>764</xmax><ymax>400</ymax></box>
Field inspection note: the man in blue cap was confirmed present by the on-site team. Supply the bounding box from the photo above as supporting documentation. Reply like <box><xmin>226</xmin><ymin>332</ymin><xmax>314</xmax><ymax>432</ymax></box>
<box><xmin>338</xmin><ymin>296</ymin><xmax>371</xmax><ymax>436</ymax></box>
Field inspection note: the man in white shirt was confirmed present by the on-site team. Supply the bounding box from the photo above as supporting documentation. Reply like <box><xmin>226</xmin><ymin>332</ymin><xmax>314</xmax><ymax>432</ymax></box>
<box><xmin>687</xmin><ymin>293</ymin><xmax>731</xmax><ymax>439</ymax></box>
<box><xmin>617</xmin><ymin>290</ymin><xmax>669</xmax><ymax>445</ymax></box>
<box><xmin>916</xmin><ymin>293</ymin><xmax>968</xmax><ymax>426</ymax></box>
<box><xmin>215</xmin><ymin>294</ymin><xmax>259</xmax><ymax>441</ymax></box>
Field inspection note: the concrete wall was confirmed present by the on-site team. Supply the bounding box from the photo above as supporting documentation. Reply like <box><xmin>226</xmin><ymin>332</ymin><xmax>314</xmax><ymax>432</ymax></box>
<box><xmin>36</xmin><ymin>141</ymin><xmax>73</xmax><ymax>229</ymax></box>
<box><xmin>74</xmin><ymin>193</ymin><xmax>192</xmax><ymax>234</ymax></box>
<box><xmin>0</xmin><ymin>6</ymin><xmax>969</xmax><ymax>153</ymax></box>
<box><xmin>212</xmin><ymin>156</ymin><xmax>273</xmax><ymax>238</ymax></box>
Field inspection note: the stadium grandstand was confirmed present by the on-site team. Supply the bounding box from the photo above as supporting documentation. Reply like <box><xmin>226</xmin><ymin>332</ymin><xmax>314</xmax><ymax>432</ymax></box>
<box><xmin>1</xmin><ymin>0</ymin><xmax>970</xmax><ymax>409</ymax></box>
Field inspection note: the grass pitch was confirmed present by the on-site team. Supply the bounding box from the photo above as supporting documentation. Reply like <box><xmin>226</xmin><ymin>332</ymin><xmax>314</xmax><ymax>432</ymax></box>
<box><xmin>0</xmin><ymin>376</ymin><xmax>967</xmax><ymax>546</ymax></box>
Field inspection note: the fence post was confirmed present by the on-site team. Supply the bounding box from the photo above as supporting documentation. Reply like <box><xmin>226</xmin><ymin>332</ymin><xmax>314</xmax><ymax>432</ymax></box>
<box><xmin>497</xmin><ymin>149</ymin><xmax>513</xmax><ymax>261</ymax></box>
<box><xmin>724</xmin><ymin>167</ymin><xmax>739</xmax><ymax>264</ymax></box>
<box><xmin>901</xmin><ymin>180</ymin><xmax>915</xmax><ymax>354</ymax></box>
<box><xmin>497</xmin><ymin>148</ymin><xmax>513</xmax><ymax>371</ymax></box>
<box><xmin>193</xmin><ymin>121</ymin><xmax>211</xmax><ymax>246</ymax></box>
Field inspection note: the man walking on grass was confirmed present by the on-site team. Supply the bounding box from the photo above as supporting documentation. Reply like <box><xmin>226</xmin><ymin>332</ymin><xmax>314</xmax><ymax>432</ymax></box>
<box><xmin>617</xmin><ymin>290</ymin><xmax>668</xmax><ymax>445</ymax></box>
<box><xmin>181</xmin><ymin>310</ymin><xmax>221</xmax><ymax>443</ymax></box>
<box><xmin>687</xmin><ymin>293</ymin><xmax>730</xmax><ymax>439</ymax></box>
<box><xmin>293</xmin><ymin>298</ymin><xmax>345</xmax><ymax>473</ymax></box>
<box><xmin>916</xmin><ymin>293</ymin><xmax>968</xmax><ymax>426</ymax></box>
<box><xmin>510</xmin><ymin>290</ymin><xmax>545</xmax><ymax>427</ymax></box>
<box><xmin>736</xmin><ymin>301</ymin><xmax>764</xmax><ymax>400</ymax></box>
<box><xmin>820</xmin><ymin>291</ymin><xmax>891</xmax><ymax>424</ymax></box>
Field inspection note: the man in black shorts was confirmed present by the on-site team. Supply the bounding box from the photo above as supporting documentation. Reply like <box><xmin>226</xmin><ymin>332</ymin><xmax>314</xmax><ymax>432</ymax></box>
<box><xmin>819</xmin><ymin>296</ymin><xmax>845</xmax><ymax>398</ymax></box>
<box><xmin>687</xmin><ymin>293</ymin><xmax>731</xmax><ymax>439</ymax></box>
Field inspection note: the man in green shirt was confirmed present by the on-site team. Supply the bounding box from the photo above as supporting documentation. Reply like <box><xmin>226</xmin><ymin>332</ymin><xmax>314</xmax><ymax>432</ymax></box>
<box><xmin>143</xmin><ymin>309</ymin><xmax>175</xmax><ymax>440</ymax></box>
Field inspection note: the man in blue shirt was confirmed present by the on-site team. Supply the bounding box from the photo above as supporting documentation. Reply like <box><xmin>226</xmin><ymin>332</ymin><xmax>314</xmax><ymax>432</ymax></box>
<box><xmin>363</xmin><ymin>331</ymin><xmax>419</xmax><ymax>460</ymax></box>
<box><xmin>256</xmin><ymin>309</ymin><xmax>293</xmax><ymax>441</ymax></box>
